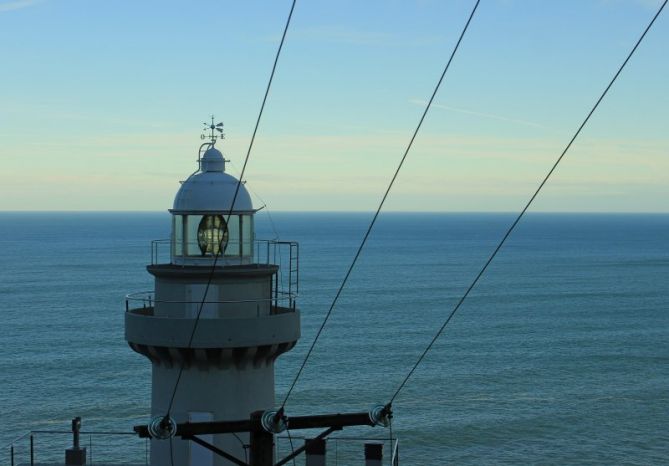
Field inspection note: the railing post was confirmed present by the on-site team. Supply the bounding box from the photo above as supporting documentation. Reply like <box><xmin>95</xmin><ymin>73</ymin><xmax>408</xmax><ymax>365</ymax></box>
<box><xmin>305</xmin><ymin>438</ymin><xmax>326</xmax><ymax>466</ymax></box>
<box><xmin>334</xmin><ymin>438</ymin><xmax>338</xmax><ymax>465</ymax></box>
<box><xmin>288</xmin><ymin>246</ymin><xmax>292</xmax><ymax>301</ymax></box>
<box><xmin>66</xmin><ymin>417</ymin><xmax>86</xmax><ymax>465</ymax></box>
<box><xmin>10</xmin><ymin>445</ymin><xmax>14</xmax><ymax>466</ymax></box>
<box><xmin>364</xmin><ymin>443</ymin><xmax>383</xmax><ymax>466</ymax></box>
<box><xmin>30</xmin><ymin>434</ymin><xmax>34</xmax><ymax>466</ymax></box>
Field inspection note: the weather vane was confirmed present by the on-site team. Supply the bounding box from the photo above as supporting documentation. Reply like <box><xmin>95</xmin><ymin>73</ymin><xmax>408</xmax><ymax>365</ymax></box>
<box><xmin>201</xmin><ymin>115</ymin><xmax>224</xmax><ymax>144</ymax></box>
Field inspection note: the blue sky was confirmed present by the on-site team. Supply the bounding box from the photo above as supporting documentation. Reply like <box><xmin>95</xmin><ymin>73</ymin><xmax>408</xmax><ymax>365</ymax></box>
<box><xmin>0</xmin><ymin>0</ymin><xmax>666</xmax><ymax>211</ymax></box>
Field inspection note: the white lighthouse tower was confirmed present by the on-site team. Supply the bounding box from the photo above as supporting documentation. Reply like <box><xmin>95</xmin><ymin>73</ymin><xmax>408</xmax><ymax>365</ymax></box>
<box><xmin>125</xmin><ymin>127</ymin><xmax>300</xmax><ymax>465</ymax></box>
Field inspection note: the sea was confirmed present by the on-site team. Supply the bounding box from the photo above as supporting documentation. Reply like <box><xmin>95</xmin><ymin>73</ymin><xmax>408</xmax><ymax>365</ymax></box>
<box><xmin>1</xmin><ymin>212</ymin><xmax>668</xmax><ymax>465</ymax></box>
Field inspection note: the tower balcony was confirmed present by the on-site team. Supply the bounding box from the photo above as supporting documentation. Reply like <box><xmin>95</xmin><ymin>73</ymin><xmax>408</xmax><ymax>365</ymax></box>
<box><xmin>150</xmin><ymin>237</ymin><xmax>298</xmax><ymax>307</ymax></box>
<box><xmin>124</xmin><ymin>293</ymin><xmax>300</xmax><ymax>368</ymax></box>
<box><xmin>124</xmin><ymin>307</ymin><xmax>300</xmax><ymax>368</ymax></box>
<box><xmin>125</xmin><ymin>238</ymin><xmax>300</xmax><ymax>367</ymax></box>
<box><xmin>125</xmin><ymin>289</ymin><xmax>297</xmax><ymax>316</ymax></box>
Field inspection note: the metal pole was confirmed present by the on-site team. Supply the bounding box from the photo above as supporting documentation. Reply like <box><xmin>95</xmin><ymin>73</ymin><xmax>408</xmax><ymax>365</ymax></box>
<box><xmin>10</xmin><ymin>445</ymin><xmax>14</xmax><ymax>466</ymax></box>
<box><xmin>249</xmin><ymin>411</ymin><xmax>273</xmax><ymax>466</ymax></box>
<box><xmin>364</xmin><ymin>443</ymin><xmax>383</xmax><ymax>466</ymax></box>
<box><xmin>30</xmin><ymin>435</ymin><xmax>34</xmax><ymax>466</ymax></box>
<box><xmin>335</xmin><ymin>438</ymin><xmax>338</xmax><ymax>466</ymax></box>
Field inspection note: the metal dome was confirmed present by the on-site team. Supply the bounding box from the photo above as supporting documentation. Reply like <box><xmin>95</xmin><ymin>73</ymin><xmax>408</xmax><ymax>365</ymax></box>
<box><xmin>171</xmin><ymin>147</ymin><xmax>254</xmax><ymax>212</ymax></box>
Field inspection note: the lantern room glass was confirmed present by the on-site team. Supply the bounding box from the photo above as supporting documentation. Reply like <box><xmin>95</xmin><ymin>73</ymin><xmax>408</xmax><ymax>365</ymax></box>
<box><xmin>171</xmin><ymin>213</ymin><xmax>254</xmax><ymax>263</ymax></box>
<box><xmin>197</xmin><ymin>215</ymin><xmax>228</xmax><ymax>255</ymax></box>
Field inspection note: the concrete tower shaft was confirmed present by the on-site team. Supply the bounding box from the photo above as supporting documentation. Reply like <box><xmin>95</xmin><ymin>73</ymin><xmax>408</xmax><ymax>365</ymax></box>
<box><xmin>125</xmin><ymin>142</ymin><xmax>300</xmax><ymax>466</ymax></box>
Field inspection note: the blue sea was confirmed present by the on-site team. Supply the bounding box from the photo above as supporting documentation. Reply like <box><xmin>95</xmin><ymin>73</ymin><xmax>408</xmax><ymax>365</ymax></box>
<box><xmin>1</xmin><ymin>212</ymin><xmax>668</xmax><ymax>465</ymax></box>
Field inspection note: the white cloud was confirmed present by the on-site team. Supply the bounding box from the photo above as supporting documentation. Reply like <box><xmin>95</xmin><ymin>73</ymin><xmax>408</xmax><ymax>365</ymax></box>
<box><xmin>409</xmin><ymin>99</ymin><xmax>550</xmax><ymax>131</ymax></box>
<box><xmin>0</xmin><ymin>0</ymin><xmax>41</xmax><ymax>13</ymax></box>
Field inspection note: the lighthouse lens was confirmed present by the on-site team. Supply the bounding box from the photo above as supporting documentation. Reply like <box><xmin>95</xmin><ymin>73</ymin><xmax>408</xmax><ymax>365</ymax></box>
<box><xmin>197</xmin><ymin>215</ymin><xmax>229</xmax><ymax>256</ymax></box>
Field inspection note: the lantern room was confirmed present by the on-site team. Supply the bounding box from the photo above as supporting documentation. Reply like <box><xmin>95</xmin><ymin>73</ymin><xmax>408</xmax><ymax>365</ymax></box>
<box><xmin>170</xmin><ymin>146</ymin><xmax>256</xmax><ymax>266</ymax></box>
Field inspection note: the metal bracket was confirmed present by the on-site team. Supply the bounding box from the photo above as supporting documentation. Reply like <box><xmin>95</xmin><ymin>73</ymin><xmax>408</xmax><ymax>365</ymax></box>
<box><xmin>274</xmin><ymin>426</ymin><xmax>340</xmax><ymax>466</ymax></box>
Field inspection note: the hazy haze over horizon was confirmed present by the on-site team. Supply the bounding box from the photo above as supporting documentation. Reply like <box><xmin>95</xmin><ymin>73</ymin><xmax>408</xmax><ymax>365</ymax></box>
<box><xmin>0</xmin><ymin>0</ymin><xmax>667</xmax><ymax>212</ymax></box>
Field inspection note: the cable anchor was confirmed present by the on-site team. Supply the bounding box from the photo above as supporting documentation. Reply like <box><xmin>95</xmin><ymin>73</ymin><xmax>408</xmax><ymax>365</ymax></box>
<box><xmin>369</xmin><ymin>404</ymin><xmax>392</xmax><ymax>428</ymax></box>
<box><xmin>147</xmin><ymin>415</ymin><xmax>177</xmax><ymax>439</ymax></box>
<box><xmin>260</xmin><ymin>409</ymin><xmax>287</xmax><ymax>434</ymax></box>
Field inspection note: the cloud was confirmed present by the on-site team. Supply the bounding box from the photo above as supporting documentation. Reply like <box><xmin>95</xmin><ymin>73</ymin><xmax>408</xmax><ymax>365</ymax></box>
<box><xmin>409</xmin><ymin>99</ymin><xmax>551</xmax><ymax>131</ymax></box>
<box><xmin>0</xmin><ymin>0</ymin><xmax>41</xmax><ymax>13</ymax></box>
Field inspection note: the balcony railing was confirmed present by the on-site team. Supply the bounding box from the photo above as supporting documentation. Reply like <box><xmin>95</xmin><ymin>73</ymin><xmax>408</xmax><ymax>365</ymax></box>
<box><xmin>7</xmin><ymin>430</ymin><xmax>399</xmax><ymax>466</ymax></box>
<box><xmin>275</xmin><ymin>435</ymin><xmax>400</xmax><ymax>465</ymax></box>
<box><xmin>125</xmin><ymin>290</ymin><xmax>298</xmax><ymax>314</ymax></box>
<box><xmin>150</xmin><ymin>239</ymin><xmax>299</xmax><ymax>304</ymax></box>
<box><xmin>6</xmin><ymin>429</ymin><xmax>148</xmax><ymax>466</ymax></box>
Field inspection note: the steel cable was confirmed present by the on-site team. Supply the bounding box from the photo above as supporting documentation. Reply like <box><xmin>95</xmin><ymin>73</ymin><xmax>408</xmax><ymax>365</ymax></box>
<box><xmin>387</xmin><ymin>0</ymin><xmax>668</xmax><ymax>405</ymax></box>
<box><xmin>280</xmin><ymin>0</ymin><xmax>482</xmax><ymax>409</ymax></box>
<box><xmin>164</xmin><ymin>0</ymin><xmax>298</xmax><ymax>418</ymax></box>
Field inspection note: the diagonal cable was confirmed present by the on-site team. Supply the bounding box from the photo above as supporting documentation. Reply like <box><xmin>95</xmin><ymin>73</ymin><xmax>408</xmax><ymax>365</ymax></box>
<box><xmin>280</xmin><ymin>0</ymin><xmax>482</xmax><ymax>409</ymax></box>
<box><xmin>165</xmin><ymin>0</ymin><xmax>298</xmax><ymax>417</ymax></box>
<box><xmin>388</xmin><ymin>0</ymin><xmax>668</xmax><ymax>405</ymax></box>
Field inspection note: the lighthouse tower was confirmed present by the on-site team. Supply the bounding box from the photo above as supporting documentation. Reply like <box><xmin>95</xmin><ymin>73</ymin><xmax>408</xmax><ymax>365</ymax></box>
<box><xmin>125</xmin><ymin>133</ymin><xmax>300</xmax><ymax>465</ymax></box>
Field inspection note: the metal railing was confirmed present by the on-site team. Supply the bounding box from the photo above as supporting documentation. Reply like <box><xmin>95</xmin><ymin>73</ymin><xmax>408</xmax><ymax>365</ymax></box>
<box><xmin>151</xmin><ymin>239</ymin><xmax>297</xmax><ymax>268</ymax></box>
<box><xmin>145</xmin><ymin>238</ymin><xmax>298</xmax><ymax>309</ymax></box>
<box><xmin>275</xmin><ymin>435</ymin><xmax>399</xmax><ymax>466</ymax></box>
<box><xmin>7</xmin><ymin>432</ymin><xmax>397</xmax><ymax>465</ymax></box>
<box><xmin>125</xmin><ymin>290</ymin><xmax>298</xmax><ymax>313</ymax></box>
<box><xmin>6</xmin><ymin>430</ymin><xmax>148</xmax><ymax>466</ymax></box>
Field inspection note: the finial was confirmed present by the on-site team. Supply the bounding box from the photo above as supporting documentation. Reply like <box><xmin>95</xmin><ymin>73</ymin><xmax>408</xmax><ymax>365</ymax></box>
<box><xmin>200</xmin><ymin>115</ymin><xmax>224</xmax><ymax>145</ymax></box>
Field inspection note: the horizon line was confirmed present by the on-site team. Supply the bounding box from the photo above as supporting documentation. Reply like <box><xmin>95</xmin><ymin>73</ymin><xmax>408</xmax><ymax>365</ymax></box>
<box><xmin>1</xmin><ymin>210</ymin><xmax>668</xmax><ymax>215</ymax></box>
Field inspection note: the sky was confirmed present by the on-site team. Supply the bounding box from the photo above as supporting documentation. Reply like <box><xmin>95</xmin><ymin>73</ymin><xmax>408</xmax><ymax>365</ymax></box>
<box><xmin>0</xmin><ymin>0</ymin><xmax>667</xmax><ymax>212</ymax></box>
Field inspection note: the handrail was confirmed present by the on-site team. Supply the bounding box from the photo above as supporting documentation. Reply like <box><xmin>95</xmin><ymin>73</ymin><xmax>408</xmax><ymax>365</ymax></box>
<box><xmin>125</xmin><ymin>290</ymin><xmax>297</xmax><ymax>306</ymax></box>
<box><xmin>150</xmin><ymin>238</ymin><xmax>299</xmax><ymax>266</ymax></box>
<box><xmin>274</xmin><ymin>435</ymin><xmax>399</xmax><ymax>465</ymax></box>
<box><xmin>7</xmin><ymin>429</ymin><xmax>149</xmax><ymax>466</ymax></box>
<box><xmin>276</xmin><ymin>435</ymin><xmax>397</xmax><ymax>441</ymax></box>
<box><xmin>3</xmin><ymin>432</ymin><xmax>31</xmax><ymax>450</ymax></box>
<box><xmin>140</xmin><ymin>238</ymin><xmax>300</xmax><ymax>310</ymax></box>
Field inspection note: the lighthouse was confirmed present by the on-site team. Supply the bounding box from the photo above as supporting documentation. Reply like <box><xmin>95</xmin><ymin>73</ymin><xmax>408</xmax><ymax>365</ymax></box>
<box><xmin>124</xmin><ymin>127</ymin><xmax>300</xmax><ymax>465</ymax></box>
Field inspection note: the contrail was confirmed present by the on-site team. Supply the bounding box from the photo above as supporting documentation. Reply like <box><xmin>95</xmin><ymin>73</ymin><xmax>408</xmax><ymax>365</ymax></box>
<box><xmin>409</xmin><ymin>98</ymin><xmax>548</xmax><ymax>130</ymax></box>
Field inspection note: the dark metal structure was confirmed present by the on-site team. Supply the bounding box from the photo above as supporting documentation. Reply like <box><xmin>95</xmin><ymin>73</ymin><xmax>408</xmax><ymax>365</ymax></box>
<box><xmin>134</xmin><ymin>406</ymin><xmax>391</xmax><ymax>466</ymax></box>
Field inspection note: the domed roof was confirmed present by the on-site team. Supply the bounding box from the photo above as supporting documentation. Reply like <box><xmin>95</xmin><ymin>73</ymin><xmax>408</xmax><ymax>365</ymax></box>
<box><xmin>171</xmin><ymin>147</ymin><xmax>254</xmax><ymax>212</ymax></box>
<box><xmin>200</xmin><ymin>146</ymin><xmax>225</xmax><ymax>172</ymax></box>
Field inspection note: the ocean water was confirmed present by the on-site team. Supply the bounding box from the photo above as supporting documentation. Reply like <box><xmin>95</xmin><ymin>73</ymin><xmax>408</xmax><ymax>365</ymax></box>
<box><xmin>1</xmin><ymin>212</ymin><xmax>668</xmax><ymax>465</ymax></box>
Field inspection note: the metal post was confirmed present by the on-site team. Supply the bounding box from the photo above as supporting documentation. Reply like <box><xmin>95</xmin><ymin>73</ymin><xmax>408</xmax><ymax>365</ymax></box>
<box><xmin>66</xmin><ymin>417</ymin><xmax>86</xmax><ymax>465</ymax></box>
<box><xmin>305</xmin><ymin>438</ymin><xmax>326</xmax><ymax>466</ymax></box>
<box><xmin>249</xmin><ymin>411</ymin><xmax>273</xmax><ymax>466</ymax></box>
<box><xmin>30</xmin><ymin>435</ymin><xmax>34</xmax><ymax>466</ymax></box>
<box><xmin>335</xmin><ymin>438</ymin><xmax>338</xmax><ymax>466</ymax></box>
<box><xmin>364</xmin><ymin>443</ymin><xmax>383</xmax><ymax>466</ymax></box>
<box><xmin>10</xmin><ymin>445</ymin><xmax>14</xmax><ymax>466</ymax></box>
